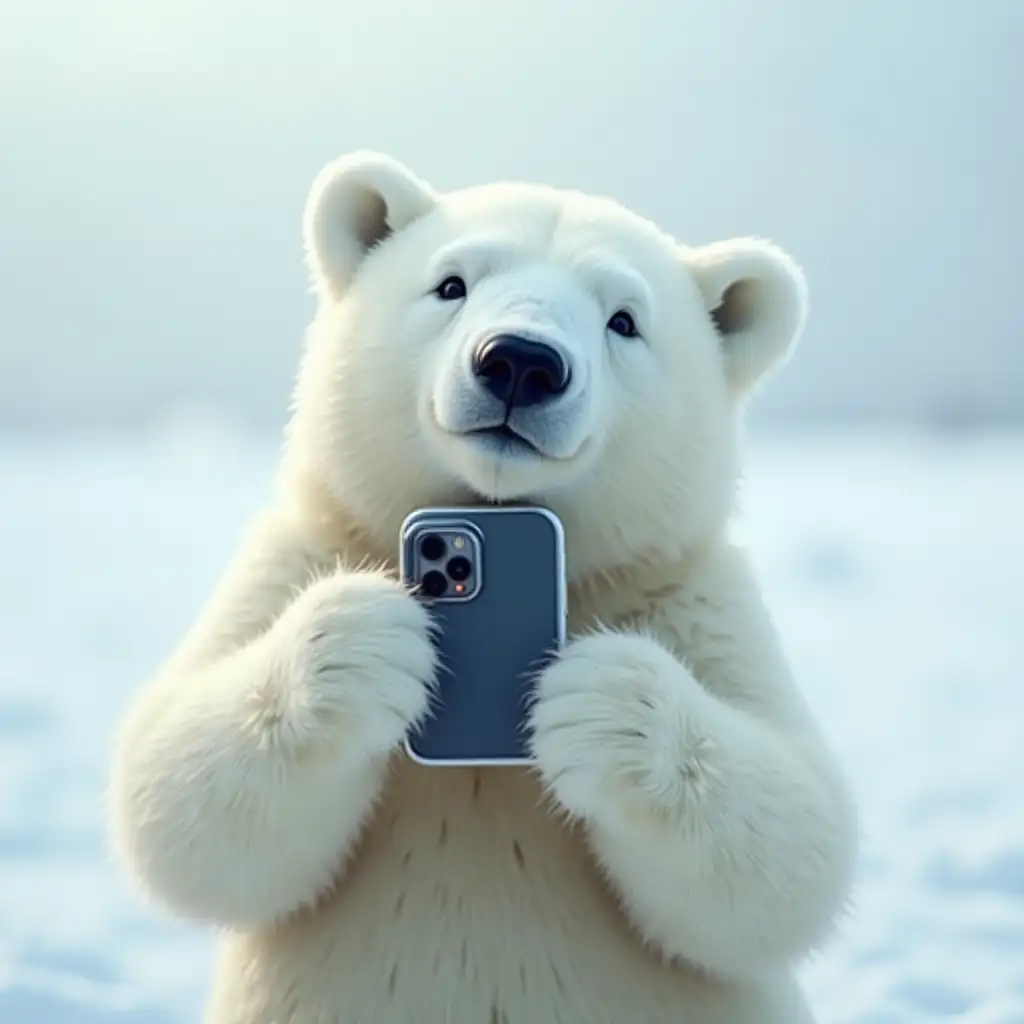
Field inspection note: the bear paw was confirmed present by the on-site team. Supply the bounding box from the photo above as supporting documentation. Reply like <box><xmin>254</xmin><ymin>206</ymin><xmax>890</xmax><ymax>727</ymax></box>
<box><xmin>529</xmin><ymin>632</ymin><xmax>717</xmax><ymax>823</ymax></box>
<box><xmin>269</xmin><ymin>570</ymin><xmax>439</xmax><ymax>761</ymax></box>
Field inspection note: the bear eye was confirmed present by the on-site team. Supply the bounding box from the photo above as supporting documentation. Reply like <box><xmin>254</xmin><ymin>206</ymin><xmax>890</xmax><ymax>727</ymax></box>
<box><xmin>607</xmin><ymin>309</ymin><xmax>639</xmax><ymax>338</ymax></box>
<box><xmin>434</xmin><ymin>275</ymin><xmax>467</xmax><ymax>301</ymax></box>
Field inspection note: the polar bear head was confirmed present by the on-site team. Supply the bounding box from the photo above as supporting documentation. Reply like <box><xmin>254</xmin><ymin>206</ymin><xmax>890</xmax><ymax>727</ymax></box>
<box><xmin>286</xmin><ymin>152</ymin><xmax>807</xmax><ymax>579</ymax></box>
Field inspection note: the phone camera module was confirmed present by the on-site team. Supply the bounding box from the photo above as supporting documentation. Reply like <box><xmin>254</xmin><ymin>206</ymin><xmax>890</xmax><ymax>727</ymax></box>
<box><xmin>446</xmin><ymin>556</ymin><xmax>472</xmax><ymax>583</ymax></box>
<box><xmin>420</xmin><ymin>569</ymin><xmax>448</xmax><ymax>598</ymax></box>
<box><xmin>419</xmin><ymin>533</ymin><xmax>447</xmax><ymax>562</ymax></box>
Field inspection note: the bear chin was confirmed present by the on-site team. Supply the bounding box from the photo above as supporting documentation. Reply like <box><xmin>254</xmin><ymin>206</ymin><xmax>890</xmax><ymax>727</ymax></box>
<box><xmin>429</xmin><ymin>428</ymin><xmax>596</xmax><ymax>507</ymax></box>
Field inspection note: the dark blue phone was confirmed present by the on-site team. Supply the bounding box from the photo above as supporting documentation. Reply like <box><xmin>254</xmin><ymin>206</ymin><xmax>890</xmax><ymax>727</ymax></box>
<box><xmin>399</xmin><ymin>506</ymin><xmax>567</xmax><ymax>766</ymax></box>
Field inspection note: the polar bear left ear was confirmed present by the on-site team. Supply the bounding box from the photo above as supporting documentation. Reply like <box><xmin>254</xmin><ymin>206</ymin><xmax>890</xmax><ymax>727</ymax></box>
<box><xmin>303</xmin><ymin>151</ymin><xmax>439</xmax><ymax>300</ymax></box>
<box><xmin>689</xmin><ymin>238</ymin><xmax>808</xmax><ymax>396</ymax></box>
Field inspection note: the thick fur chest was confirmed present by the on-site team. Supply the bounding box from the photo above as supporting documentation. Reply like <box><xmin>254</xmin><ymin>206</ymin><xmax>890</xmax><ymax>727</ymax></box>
<box><xmin>205</xmin><ymin>763</ymin><xmax>779</xmax><ymax>1023</ymax></box>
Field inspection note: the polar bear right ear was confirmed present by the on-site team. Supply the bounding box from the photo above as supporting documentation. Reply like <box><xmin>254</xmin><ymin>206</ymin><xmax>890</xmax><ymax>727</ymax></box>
<box><xmin>303</xmin><ymin>151</ymin><xmax>439</xmax><ymax>300</ymax></box>
<box><xmin>689</xmin><ymin>238</ymin><xmax>808</xmax><ymax>397</ymax></box>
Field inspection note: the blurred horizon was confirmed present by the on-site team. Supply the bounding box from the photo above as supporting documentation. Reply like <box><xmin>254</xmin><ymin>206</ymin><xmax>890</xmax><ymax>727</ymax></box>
<box><xmin>2</xmin><ymin>0</ymin><xmax>1022</xmax><ymax>433</ymax></box>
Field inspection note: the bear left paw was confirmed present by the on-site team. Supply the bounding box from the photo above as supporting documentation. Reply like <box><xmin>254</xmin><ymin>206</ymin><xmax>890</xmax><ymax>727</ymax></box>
<box><xmin>529</xmin><ymin>632</ymin><xmax>716</xmax><ymax>823</ymax></box>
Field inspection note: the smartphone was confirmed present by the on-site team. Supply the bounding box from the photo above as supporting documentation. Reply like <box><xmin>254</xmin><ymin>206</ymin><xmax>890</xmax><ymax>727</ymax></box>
<box><xmin>399</xmin><ymin>506</ymin><xmax>567</xmax><ymax>766</ymax></box>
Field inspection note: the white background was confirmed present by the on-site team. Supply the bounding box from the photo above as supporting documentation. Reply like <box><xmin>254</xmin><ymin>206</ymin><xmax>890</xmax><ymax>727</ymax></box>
<box><xmin>2</xmin><ymin>0</ymin><xmax>1022</xmax><ymax>429</ymax></box>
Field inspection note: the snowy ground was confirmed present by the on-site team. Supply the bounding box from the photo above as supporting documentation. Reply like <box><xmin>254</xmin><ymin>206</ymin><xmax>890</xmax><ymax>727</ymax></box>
<box><xmin>2</xmin><ymin>425</ymin><xmax>1022</xmax><ymax>1023</ymax></box>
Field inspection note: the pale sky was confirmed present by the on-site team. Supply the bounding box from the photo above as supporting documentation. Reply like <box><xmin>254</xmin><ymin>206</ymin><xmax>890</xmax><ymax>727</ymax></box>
<box><xmin>2</xmin><ymin>0</ymin><xmax>1021</xmax><ymax>426</ymax></box>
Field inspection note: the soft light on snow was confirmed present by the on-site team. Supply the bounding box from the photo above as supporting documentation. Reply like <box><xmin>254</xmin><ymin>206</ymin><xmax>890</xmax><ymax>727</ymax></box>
<box><xmin>1</xmin><ymin>427</ymin><xmax>1022</xmax><ymax>1022</ymax></box>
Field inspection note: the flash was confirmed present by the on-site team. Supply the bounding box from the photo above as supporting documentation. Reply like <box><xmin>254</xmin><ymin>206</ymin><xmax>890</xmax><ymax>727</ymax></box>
<box><xmin>454</xmin><ymin>583</ymin><xmax>466</xmax><ymax>593</ymax></box>
<box><xmin>452</xmin><ymin>536</ymin><xmax>466</xmax><ymax>549</ymax></box>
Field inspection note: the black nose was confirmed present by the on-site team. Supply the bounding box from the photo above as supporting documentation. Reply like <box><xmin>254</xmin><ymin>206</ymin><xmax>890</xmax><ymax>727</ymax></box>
<box><xmin>472</xmin><ymin>334</ymin><xmax>571</xmax><ymax>408</ymax></box>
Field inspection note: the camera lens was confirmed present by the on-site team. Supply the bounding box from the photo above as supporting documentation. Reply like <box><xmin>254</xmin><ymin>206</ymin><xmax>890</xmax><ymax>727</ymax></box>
<box><xmin>420</xmin><ymin>570</ymin><xmax>448</xmax><ymax>598</ymax></box>
<box><xmin>446</xmin><ymin>556</ymin><xmax>472</xmax><ymax>582</ymax></box>
<box><xmin>419</xmin><ymin>533</ymin><xmax>446</xmax><ymax>562</ymax></box>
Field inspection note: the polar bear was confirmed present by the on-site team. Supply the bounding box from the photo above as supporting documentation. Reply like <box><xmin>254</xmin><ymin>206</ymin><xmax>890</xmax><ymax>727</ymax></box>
<box><xmin>109</xmin><ymin>152</ymin><xmax>859</xmax><ymax>1023</ymax></box>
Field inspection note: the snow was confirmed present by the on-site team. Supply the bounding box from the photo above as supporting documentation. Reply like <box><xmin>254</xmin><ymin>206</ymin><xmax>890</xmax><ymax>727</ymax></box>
<box><xmin>2</xmin><ymin>426</ymin><xmax>1022</xmax><ymax>1022</ymax></box>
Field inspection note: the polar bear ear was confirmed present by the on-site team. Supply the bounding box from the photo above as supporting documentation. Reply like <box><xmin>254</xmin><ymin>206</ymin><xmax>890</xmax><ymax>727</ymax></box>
<box><xmin>689</xmin><ymin>238</ymin><xmax>808</xmax><ymax>396</ymax></box>
<box><xmin>303</xmin><ymin>151</ymin><xmax>439</xmax><ymax>299</ymax></box>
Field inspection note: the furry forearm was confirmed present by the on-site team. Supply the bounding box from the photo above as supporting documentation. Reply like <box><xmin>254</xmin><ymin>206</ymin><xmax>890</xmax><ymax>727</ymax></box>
<box><xmin>592</xmin><ymin>660</ymin><xmax>856</xmax><ymax>975</ymax></box>
<box><xmin>532</xmin><ymin>630</ymin><xmax>858</xmax><ymax>979</ymax></box>
<box><xmin>109</xmin><ymin>568</ymin><xmax>437</xmax><ymax>930</ymax></box>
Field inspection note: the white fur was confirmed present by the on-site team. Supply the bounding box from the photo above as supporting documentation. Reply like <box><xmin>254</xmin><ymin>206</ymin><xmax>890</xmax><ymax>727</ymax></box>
<box><xmin>530</xmin><ymin>546</ymin><xmax>857</xmax><ymax>980</ymax></box>
<box><xmin>689</xmin><ymin>238</ymin><xmax>808</xmax><ymax>394</ymax></box>
<box><xmin>109</xmin><ymin>153</ymin><xmax>857</xmax><ymax>1023</ymax></box>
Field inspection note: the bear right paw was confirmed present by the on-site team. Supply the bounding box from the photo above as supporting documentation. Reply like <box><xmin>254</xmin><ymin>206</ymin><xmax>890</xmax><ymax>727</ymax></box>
<box><xmin>270</xmin><ymin>570</ymin><xmax>439</xmax><ymax>760</ymax></box>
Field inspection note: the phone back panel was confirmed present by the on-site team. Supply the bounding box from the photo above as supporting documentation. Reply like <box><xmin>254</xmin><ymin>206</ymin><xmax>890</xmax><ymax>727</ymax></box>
<box><xmin>400</xmin><ymin>506</ymin><xmax>566</xmax><ymax>765</ymax></box>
